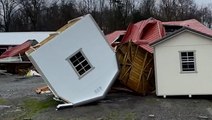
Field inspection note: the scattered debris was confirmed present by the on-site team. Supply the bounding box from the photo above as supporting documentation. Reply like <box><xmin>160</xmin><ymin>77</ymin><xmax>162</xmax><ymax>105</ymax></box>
<box><xmin>0</xmin><ymin>40</ymin><xmax>38</xmax><ymax>62</ymax></box>
<box><xmin>35</xmin><ymin>85</ymin><xmax>51</xmax><ymax>94</ymax></box>
<box><xmin>0</xmin><ymin>70</ymin><xmax>12</xmax><ymax>75</ymax></box>
<box><xmin>198</xmin><ymin>115</ymin><xmax>208</xmax><ymax>119</ymax></box>
<box><xmin>0</xmin><ymin>105</ymin><xmax>11</xmax><ymax>109</ymax></box>
<box><xmin>149</xmin><ymin>114</ymin><xmax>155</xmax><ymax>118</ymax></box>
<box><xmin>26</xmin><ymin>70</ymin><xmax>41</xmax><ymax>77</ymax></box>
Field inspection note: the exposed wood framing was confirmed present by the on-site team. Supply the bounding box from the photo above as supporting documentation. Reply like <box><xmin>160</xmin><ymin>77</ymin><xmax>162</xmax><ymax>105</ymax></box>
<box><xmin>116</xmin><ymin>42</ymin><xmax>155</xmax><ymax>95</ymax></box>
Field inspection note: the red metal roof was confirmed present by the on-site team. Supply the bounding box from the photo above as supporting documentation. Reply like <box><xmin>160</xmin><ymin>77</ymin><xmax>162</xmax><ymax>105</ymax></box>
<box><xmin>121</xmin><ymin>18</ymin><xmax>166</xmax><ymax>53</ymax></box>
<box><xmin>106</xmin><ymin>30</ymin><xmax>126</xmax><ymax>44</ymax></box>
<box><xmin>0</xmin><ymin>40</ymin><xmax>35</xmax><ymax>59</ymax></box>
<box><xmin>163</xmin><ymin>19</ymin><xmax>212</xmax><ymax>36</ymax></box>
<box><xmin>107</xmin><ymin>18</ymin><xmax>212</xmax><ymax>53</ymax></box>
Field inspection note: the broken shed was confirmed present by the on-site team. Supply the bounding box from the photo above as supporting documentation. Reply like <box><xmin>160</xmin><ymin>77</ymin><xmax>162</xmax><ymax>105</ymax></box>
<box><xmin>26</xmin><ymin>14</ymin><xmax>119</xmax><ymax>108</ymax></box>
<box><xmin>0</xmin><ymin>32</ymin><xmax>54</xmax><ymax>55</ymax></box>
<box><xmin>151</xmin><ymin>27</ymin><xmax>212</xmax><ymax>97</ymax></box>
<box><xmin>0</xmin><ymin>32</ymin><xmax>54</xmax><ymax>73</ymax></box>
<box><xmin>114</xmin><ymin>18</ymin><xmax>166</xmax><ymax>95</ymax></box>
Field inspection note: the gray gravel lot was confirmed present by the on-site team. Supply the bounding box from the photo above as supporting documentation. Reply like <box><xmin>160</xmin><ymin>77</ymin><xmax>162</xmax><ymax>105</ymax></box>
<box><xmin>0</xmin><ymin>74</ymin><xmax>212</xmax><ymax>120</ymax></box>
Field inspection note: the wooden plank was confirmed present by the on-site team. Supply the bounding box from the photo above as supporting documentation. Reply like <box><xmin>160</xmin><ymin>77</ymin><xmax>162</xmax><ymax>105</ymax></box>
<box><xmin>137</xmin><ymin>52</ymin><xmax>148</xmax><ymax>93</ymax></box>
<box><xmin>57</xmin><ymin>18</ymin><xmax>81</xmax><ymax>32</ymax></box>
<box><xmin>146</xmin><ymin>67</ymin><xmax>152</xmax><ymax>81</ymax></box>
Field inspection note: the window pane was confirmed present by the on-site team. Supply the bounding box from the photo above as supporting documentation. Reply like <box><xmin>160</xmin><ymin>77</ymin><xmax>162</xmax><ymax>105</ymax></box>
<box><xmin>181</xmin><ymin>52</ymin><xmax>187</xmax><ymax>56</ymax></box>
<box><xmin>76</xmin><ymin>64</ymin><xmax>82</xmax><ymax>71</ymax></box>
<box><xmin>70</xmin><ymin>56</ymin><xmax>77</xmax><ymax>63</ymax></box>
<box><xmin>75</xmin><ymin>52</ymin><xmax>82</xmax><ymax>58</ymax></box>
<box><xmin>79</xmin><ymin>69</ymin><xmax>85</xmax><ymax>75</ymax></box>
<box><xmin>82</xmin><ymin>61</ymin><xmax>88</xmax><ymax>66</ymax></box>
<box><xmin>188</xmin><ymin>52</ymin><xmax>193</xmax><ymax>56</ymax></box>
<box><xmin>182</xmin><ymin>64</ymin><xmax>188</xmax><ymax>69</ymax></box>
<box><xmin>85</xmin><ymin>65</ymin><xmax>91</xmax><ymax>71</ymax></box>
<box><xmin>188</xmin><ymin>57</ymin><xmax>194</xmax><ymax>60</ymax></box>
<box><xmin>72</xmin><ymin>60</ymin><xmax>79</xmax><ymax>66</ymax></box>
<box><xmin>78</xmin><ymin>56</ymin><xmax>85</xmax><ymax>62</ymax></box>
<box><xmin>189</xmin><ymin>64</ymin><xmax>194</xmax><ymax>69</ymax></box>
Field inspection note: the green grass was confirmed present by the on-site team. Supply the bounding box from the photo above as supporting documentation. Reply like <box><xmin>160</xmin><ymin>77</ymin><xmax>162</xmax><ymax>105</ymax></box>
<box><xmin>124</xmin><ymin>112</ymin><xmax>137</xmax><ymax>120</ymax></box>
<box><xmin>0</xmin><ymin>98</ymin><xmax>7</xmax><ymax>104</ymax></box>
<box><xmin>20</xmin><ymin>97</ymin><xmax>58</xmax><ymax>118</ymax></box>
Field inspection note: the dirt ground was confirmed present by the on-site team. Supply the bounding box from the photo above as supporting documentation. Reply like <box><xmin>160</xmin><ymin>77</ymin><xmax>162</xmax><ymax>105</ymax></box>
<box><xmin>1</xmin><ymin>74</ymin><xmax>212</xmax><ymax>120</ymax></box>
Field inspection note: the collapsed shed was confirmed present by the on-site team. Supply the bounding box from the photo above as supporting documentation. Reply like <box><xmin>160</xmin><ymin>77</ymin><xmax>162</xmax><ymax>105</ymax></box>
<box><xmin>0</xmin><ymin>32</ymin><xmax>54</xmax><ymax>55</ymax></box>
<box><xmin>107</xmin><ymin>18</ymin><xmax>166</xmax><ymax>95</ymax></box>
<box><xmin>0</xmin><ymin>32</ymin><xmax>54</xmax><ymax>73</ymax></box>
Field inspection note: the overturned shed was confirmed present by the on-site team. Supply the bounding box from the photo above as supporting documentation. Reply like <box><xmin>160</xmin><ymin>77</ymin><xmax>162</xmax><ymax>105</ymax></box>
<box><xmin>27</xmin><ymin>14</ymin><xmax>119</xmax><ymax>108</ymax></box>
<box><xmin>108</xmin><ymin>18</ymin><xmax>166</xmax><ymax>95</ymax></box>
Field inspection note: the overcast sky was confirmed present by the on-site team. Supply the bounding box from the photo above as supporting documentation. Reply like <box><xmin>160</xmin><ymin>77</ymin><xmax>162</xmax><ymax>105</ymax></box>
<box><xmin>194</xmin><ymin>0</ymin><xmax>212</xmax><ymax>6</ymax></box>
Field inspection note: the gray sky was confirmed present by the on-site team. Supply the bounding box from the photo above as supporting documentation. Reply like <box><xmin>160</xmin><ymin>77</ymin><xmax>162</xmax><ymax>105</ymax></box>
<box><xmin>194</xmin><ymin>0</ymin><xmax>212</xmax><ymax>6</ymax></box>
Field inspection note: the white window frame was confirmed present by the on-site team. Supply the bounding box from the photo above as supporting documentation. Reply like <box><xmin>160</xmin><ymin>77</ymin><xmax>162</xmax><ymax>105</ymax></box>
<box><xmin>67</xmin><ymin>48</ymin><xmax>94</xmax><ymax>78</ymax></box>
<box><xmin>179</xmin><ymin>51</ymin><xmax>197</xmax><ymax>73</ymax></box>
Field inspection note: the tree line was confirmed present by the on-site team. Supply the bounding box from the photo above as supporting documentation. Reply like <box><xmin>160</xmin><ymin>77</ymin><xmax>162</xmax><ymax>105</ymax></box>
<box><xmin>0</xmin><ymin>0</ymin><xmax>211</xmax><ymax>33</ymax></box>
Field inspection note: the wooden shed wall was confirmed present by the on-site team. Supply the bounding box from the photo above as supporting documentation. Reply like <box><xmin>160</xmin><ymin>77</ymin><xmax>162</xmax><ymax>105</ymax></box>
<box><xmin>116</xmin><ymin>41</ymin><xmax>155</xmax><ymax>95</ymax></box>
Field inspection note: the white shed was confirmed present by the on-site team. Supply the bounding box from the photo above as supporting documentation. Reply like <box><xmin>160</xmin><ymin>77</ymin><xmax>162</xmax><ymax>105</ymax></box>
<box><xmin>151</xmin><ymin>27</ymin><xmax>212</xmax><ymax>98</ymax></box>
<box><xmin>26</xmin><ymin>14</ymin><xmax>119</xmax><ymax>108</ymax></box>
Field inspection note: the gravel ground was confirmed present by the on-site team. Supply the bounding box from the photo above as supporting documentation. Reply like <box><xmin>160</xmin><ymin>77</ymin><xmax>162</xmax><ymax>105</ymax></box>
<box><xmin>0</xmin><ymin>74</ymin><xmax>212</xmax><ymax>120</ymax></box>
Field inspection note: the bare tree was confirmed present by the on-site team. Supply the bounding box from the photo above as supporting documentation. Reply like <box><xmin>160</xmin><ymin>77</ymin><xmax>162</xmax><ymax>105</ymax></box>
<box><xmin>139</xmin><ymin>0</ymin><xmax>156</xmax><ymax>19</ymax></box>
<box><xmin>0</xmin><ymin>0</ymin><xmax>19</xmax><ymax>31</ymax></box>
<box><xmin>19</xmin><ymin>0</ymin><xmax>46</xmax><ymax>30</ymax></box>
<box><xmin>159</xmin><ymin>0</ymin><xmax>179</xmax><ymax>21</ymax></box>
<box><xmin>199</xmin><ymin>6</ymin><xmax>212</xmax><ymax>28</ymax></box>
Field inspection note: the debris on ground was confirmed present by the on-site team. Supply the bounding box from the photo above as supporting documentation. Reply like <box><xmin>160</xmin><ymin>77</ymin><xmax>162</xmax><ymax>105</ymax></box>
<box><xmin>35</xmin><ymin>85</ymin><xmax>51</xmax><ymax>94</ymax></box>
<box><xmin>198</xmin><ymin>115</ymin><xmax>208</xmax><ymax>119</ymax></box>
<box><xmin>26</xmin><ymin>70</ymin><xmax>41</xmax><ymax>77</ymax></box>
<box><xmin>0</xmin><ymin>69</ymin><xmax>12</xmax><ymax>75</ymax></box>
<box><xmin>0</xmin><ymin>105</ymin><xmax>11</xmax><ymax>109</ymax></box>
<box><xmin>148</xmin><ymin>114</ymin><xmax>155</xmax><ymax>118</ymax></box>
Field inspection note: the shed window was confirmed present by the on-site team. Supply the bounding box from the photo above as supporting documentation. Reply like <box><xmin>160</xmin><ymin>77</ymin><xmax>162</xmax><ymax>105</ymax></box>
<box><xmin>69</xmin><ymin>50</ymin><xmax>92</xmax><ymax>77</ymax></box>
<box><xmin>180</xmin><ymin>51</ymin><xmax>196</xmax><ymax>72</ymax></box>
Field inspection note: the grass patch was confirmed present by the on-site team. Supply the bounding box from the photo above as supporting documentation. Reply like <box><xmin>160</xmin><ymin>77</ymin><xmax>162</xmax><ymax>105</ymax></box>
<box><xmin>124</xmin><ymin>112</ymin><xmax>137</xmax><ymax>120</ymax></box>
<box><xmin>0</xmin><ymin>98</ymin><xmax>7</xmax><ymax>104</ymax></box>
<box><xmin>106</xmin><ymin>110</ymin><xmax>120</xmax><ymax>120</ymax></box>
<box><xmin>21</xmin><ymin>97</ymin><xmax>58</xmax><ymax>118</ymax></box>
